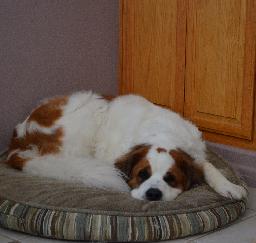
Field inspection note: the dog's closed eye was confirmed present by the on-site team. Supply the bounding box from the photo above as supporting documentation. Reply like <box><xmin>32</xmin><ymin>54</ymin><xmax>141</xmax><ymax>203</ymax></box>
<box><xmin>163</xmin><ymin>172</ymin><xmax>176</xmax><ymax>187</ymax></box>
<box><xmin>138</xmin><ymin>169</ymin><xmax>150</xmax><ymax>182</ymax></box>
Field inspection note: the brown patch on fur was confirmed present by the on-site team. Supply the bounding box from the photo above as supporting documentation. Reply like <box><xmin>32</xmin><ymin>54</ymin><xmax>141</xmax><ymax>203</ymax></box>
<box><xmin>7</xmin><ymin>96</ymin><xmax>66</xmax><ymax>170</ymax></box>
<box><xmin>102</xmin><ymin>95</ymin><xmax>114</xmax><ymax>101</ymax></box>
<box><xmin>157</xmin><ymin>147</ymin><xmax>167</xmax><ymax>153</ymax></box>
<box><xmin>6</xmin><ymin>153</ymin><xmax>27</xmax><ymax>170</ymax></box>
<box><xmin>115</xmin><ymin>144</ymin><xmax>151</xmax><ymax>184</ymax></box>
<box><xmin>28</xmin><ymin>96</ymin><xmax>67</xmax><ymax>127</ymax></box>
<box><xmin>6</xmin><ymin>128</ymin><xmax>63</xmax><ymax>169</ymax></box>
<box><xmin>128</xmin><ymin>158</ymin><xmax>152</xmax><ymax>189</ymax></box>
<box><xmin>9</xmin><ymin>128</ymin><xmax>63</xmax><ymax>155</ymax></box>
<box><xmin>169</xmin><ymin>149</ymin><xmax>204</xmax><ymax>190</ymax></box>
<box><xmin>30</xmin><ymin>128</ymin><xmax>63</xmax><ymax>155</ymax></box>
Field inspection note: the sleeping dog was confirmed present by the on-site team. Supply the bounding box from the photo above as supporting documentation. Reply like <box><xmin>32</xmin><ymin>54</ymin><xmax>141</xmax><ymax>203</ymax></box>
<box><xmin>6</xmin><ymin>91</ymin><xmax>246</xmax><ymax>201</ymax></box>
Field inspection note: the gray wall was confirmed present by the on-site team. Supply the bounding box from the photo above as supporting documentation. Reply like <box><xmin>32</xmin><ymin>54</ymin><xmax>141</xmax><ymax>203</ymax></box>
<box><xmin>0</xmin><ymin>0</ymin><xmax>119</xmax><ymax>152</ymax></box>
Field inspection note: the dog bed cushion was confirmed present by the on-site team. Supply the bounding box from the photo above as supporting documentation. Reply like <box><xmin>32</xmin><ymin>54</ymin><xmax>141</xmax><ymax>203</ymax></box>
<box><xmin>0</xmin><ymin>149</ymin><xmax>247</xmax><ymax>242</ymax></box>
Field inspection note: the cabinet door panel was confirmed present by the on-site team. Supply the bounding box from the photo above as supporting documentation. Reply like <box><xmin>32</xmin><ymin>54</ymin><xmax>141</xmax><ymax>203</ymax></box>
<box><xmin>120</xmin><ymin>0</ymin><xmax>186</xmax><ymax>113</ymax></box>
<box><xmin>185</xmin><ymin>0</ymin><xmax>255</xmax><ymax>139</ymax></box>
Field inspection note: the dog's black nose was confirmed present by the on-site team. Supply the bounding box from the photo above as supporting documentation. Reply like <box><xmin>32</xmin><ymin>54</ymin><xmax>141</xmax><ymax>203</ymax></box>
<box><xmin>145</xmin><ymin>188</ymin><xmax>162</xmax><ymax>201</ymax></box>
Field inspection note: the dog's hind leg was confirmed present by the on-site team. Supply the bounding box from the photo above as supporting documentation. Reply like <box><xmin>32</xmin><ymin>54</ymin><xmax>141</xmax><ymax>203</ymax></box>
<box><xmin>23</xmin><ymin>154</ymin><xmax>130</xmax><ymax>192</ymax></box>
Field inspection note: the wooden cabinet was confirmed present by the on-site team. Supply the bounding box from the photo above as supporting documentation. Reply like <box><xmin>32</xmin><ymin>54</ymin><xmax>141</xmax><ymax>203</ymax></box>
<box><xmin>120</xmin><ymin>0</ymin><xmax>187</xmax><ymax>114</ymax></box>
<box><xmin>185</xmin><ymin>0</ymin><xmax>256</xmax><ymax>139</ymax></box>
<box><xmin>120</xmin><ymin>0</ymin><xmax>256</xmax><ymax>150</ymax></box>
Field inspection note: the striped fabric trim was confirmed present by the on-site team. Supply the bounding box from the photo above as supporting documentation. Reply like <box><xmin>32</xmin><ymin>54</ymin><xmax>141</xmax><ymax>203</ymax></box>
<box><xmin>0</xmin><ymin>198</ymin><xmax>246</xmax><ymax>242</ymax></box>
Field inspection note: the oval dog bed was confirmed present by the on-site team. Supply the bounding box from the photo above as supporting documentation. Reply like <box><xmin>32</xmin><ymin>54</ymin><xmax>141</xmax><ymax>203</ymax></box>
<box><xmin>0</xmin><ymin>149</ymin><xmax>247</xmax><ymax>242</ymax></box>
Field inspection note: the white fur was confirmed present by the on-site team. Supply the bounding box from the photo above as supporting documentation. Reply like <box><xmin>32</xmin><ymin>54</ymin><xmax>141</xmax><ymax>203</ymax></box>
<box><xmin>27</xmin><ymin>121</ymin><xmax>59</xmax><ymax>135</ymax></box>
<box><xmin>202</xmin><ymin>162</ymin><xmax>247</xmax><ymax>200</ymax></box>
<box><xmin>24</xmin><ymin>155</ymin><xmax>129</xmax><ymax>192</ymax></box>
<box><xmin>15</xmin><ymin>91</ymin><xmax>246</xmax><ymax>200</ymax></box>
<box><xmin>15</xmin><ymin>117</ymin><xmax>29</xmax><ymax>138</ymax></box>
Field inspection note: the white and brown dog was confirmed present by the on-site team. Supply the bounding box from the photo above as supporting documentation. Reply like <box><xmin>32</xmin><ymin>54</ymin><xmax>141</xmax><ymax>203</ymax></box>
<box><xmin>6</xmin><ymin>91</ymin><xmax>246</xmax><ymax>201</ymax></box>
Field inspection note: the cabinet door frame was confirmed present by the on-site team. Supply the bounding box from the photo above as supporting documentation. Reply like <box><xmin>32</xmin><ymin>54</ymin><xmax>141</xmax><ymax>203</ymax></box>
<box><xmin>119</xmin><ymin>0</ymin><xmax>187</xmax><ymax>114</ymax></box>
<box><xmin>184</xmin><ymin>0</ymin><xmax>256</xmax><ymax>140</ymax></box>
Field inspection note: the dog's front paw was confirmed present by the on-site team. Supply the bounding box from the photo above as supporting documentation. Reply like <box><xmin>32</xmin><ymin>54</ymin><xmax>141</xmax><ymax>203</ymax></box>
<box><xmin>216</xmin><ymin>182</ymin><xmax>247</xmax><ymax>200</ymax></box>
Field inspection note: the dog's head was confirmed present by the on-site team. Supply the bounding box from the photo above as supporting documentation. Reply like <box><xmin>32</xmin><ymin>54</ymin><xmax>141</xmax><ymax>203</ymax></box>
<box><xmin>115</xmin><ymin>144</ymin><xmax>204</xmax><ymax>201</ymax></box>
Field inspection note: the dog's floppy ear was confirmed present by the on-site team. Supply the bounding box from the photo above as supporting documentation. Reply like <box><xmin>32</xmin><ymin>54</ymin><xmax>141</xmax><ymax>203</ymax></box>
<box><xmin>115</xmin><ymin>144</ymin><xmax>150</xmax><ymax>181</ymax></box>
<box><xmin>169</xmin><ymin>149</ymin><xmax>204</xmax><ymax>190</ymax></box>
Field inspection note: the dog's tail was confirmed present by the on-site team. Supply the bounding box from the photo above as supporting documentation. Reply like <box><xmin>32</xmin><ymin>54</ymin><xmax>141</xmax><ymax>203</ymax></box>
<box><xmin>22</xmin><ymin>154</ymin><xmax>130</xmax><ymax>192</ymax></box>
